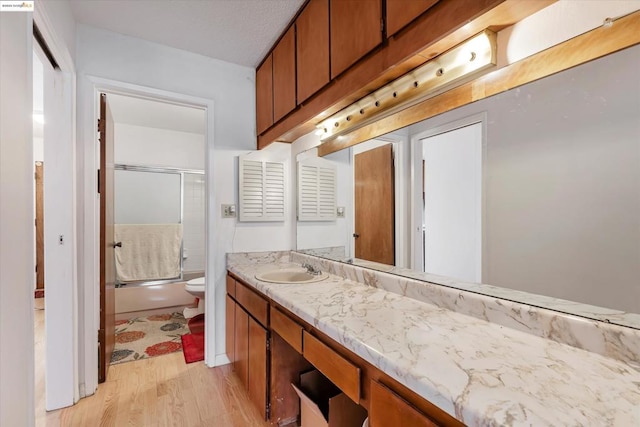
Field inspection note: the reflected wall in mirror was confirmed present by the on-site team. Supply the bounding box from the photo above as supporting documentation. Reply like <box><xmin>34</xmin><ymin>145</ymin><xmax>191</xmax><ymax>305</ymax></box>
<box><xmin>296</xmin><ymin>44</ymin><xmax>640</xmax><ymax>325</ymax></box>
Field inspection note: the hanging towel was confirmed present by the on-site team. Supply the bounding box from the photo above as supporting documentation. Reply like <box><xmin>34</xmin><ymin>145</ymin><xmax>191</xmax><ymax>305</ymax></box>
<box><xmin>114</xmin><ymin>224</ymin><xmax>183</xmax><ymax>282</ymax></box>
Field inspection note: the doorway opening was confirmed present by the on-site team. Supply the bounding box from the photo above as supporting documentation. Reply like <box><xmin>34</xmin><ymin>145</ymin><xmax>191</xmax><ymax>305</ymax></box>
<box><xmin>418</xmin><ymin>121</ymin><xmax>483</xmax><ymax>283</ymax></box>
<box><xmin>98</xmin><ymin>92</ymin><xmax>208</xmax><ymax>378</ymax></box>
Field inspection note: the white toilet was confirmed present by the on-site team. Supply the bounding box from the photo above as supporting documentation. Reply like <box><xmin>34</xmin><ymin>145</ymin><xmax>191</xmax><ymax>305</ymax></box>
<box><xmin>183</xmin><ymin>277</ymin><xmax>205</xmax><ymax>319</ymax></box>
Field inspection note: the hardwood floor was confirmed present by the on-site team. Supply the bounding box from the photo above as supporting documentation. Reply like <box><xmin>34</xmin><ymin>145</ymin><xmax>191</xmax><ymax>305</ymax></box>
<box><xmin>35</xmin><ymin>299</ymin><xmax>271</xmax><ymax>426</ymax></box>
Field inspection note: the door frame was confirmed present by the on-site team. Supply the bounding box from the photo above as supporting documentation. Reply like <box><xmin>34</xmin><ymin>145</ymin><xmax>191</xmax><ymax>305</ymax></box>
<box><xmin>79</xmin><ymin>76</ymin><xmax>216</xmax><ymax>397</ymax></box>
<box><xmin>410</xmin><ymin>113</ymin><xmax>487</xmax><ymax>273</ymax></box>
<box><xmin>33</xmin><ymin>3</ymin><xmax>79</xmax><ymax>411</ymax></box>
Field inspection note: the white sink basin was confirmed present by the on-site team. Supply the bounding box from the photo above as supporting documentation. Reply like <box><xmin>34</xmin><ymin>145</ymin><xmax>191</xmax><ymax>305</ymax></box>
<box><xmin>255</xmin><ymin>268</ymin><xmax>328</xmax><ymax>284</ymax></box>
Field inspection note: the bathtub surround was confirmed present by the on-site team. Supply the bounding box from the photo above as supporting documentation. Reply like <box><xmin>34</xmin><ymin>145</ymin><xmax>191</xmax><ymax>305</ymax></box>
<box><xmin>115</xmin><ymin>281</ymin><xmax>196</xmax><ymax>320</ymax></box>
<box><xmin>227</xmin><ymin>251</ymin><xmax>640</xmax><ymax>426</ymax></box>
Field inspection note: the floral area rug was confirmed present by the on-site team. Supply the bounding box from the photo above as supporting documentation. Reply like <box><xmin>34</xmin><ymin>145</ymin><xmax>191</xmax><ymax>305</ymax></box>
<box><xmin>111</xmin><ymin>312</ymin><xmax>188</xmax><ymax>364</ymax></box>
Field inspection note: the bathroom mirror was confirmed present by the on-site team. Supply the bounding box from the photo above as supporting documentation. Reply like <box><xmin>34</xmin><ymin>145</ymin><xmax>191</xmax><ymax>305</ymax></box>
<box><xmin>296</xmin><ymin>45</ymin><xmax>640</xmax><ymax>329</ymax></box>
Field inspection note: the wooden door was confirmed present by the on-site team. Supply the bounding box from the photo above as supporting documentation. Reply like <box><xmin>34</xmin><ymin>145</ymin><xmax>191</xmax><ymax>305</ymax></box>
<box><xmin>330</xmin><ymin>0</ymin><xmax>382</xmax><ymax>78</ymax></box>
<box><xmin>385</xmin><ymin>0</ymin><xmax>439</xmax><ymax>37</ymax></box>
<box><xmin>256</xmin><ymin>54</ymin><xmax>273</xmax><ymax>134</ymax></box>
<box><xmin>35</xmin><ymin>161</ymin><xmax>45</xmax><ymax>290</ymax></box>
<box><xmin>354</xmin><ymin>143</ymin><xmax>395</xmax><ymax>265</ymax></box>
<box><xmin>273</xmin><ymin>26</ymin><xmax>296</xmax><ymax>122</ymax></box>
<box><xmin>369</xmin><ymin>381</ymin><xmax>438</xmax><ymax>427</ymax></box>
<box><xmin>248</xmin><ymin>317</ymin><xmax>268</xmax><ymax>420</ymax></box>
<box><xmin>98</xmin><ymin>93</ymin><xmax>116</xmax><ymax>383</ymax></box>
<box><xmin>234</xmin><ymin>305</ymin><xmax>249</xmax><ymax>387</ymax></box>
<box><xmin>225</xmin><ymin>294</ymin><xmax>235</xmax><ymax>364</ymax></box>
<box><xmin>296</xmin><ymin>0</ymin><xmax>329</xmax><ymax>103</ymax></box>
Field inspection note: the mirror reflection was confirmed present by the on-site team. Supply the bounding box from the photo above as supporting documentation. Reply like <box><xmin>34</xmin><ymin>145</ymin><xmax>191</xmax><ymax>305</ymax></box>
<box><xmin>296</xmin><ymin>45</ymin><xmax>640</xmax><ymax>326</ymax></box>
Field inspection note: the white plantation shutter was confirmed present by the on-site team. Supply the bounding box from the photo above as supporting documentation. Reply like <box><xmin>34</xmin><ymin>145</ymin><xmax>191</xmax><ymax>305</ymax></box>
<box><xmin>239</xmin><ymin>156</ymin><xmax>286</xmax><ymax>222</ymax></box>
<box><xmin>297</xmin><ymin>159</ymin><xmax>337</xmax><ymax>221</ymax></box>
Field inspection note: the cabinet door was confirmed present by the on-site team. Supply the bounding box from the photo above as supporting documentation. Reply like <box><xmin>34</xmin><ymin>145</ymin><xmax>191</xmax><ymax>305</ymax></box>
<box><xmin>330</xmin><ymin>0</ymin><xmax>382</xmax><ymax>79</ymax></box>
<box><xmin>225</xmin><ymin>294</ymin><xmax>235</xmax><ymax>364</ymax></box>
<box><xmin>386</xmin><ymin>0</ymin><xmax>439</xmax><ymax>37</ymax></box>
<box><xmin>370</xmin><ymin>380</ymin><xmax>438</xmax><ymax>427</ymax></box>
<box><xmin>234</xmin><ymin>305</ymin><xmax>249</xmax><ymax>387</ymax></box>
<box><xmin>296</xmin><ymin>0</ymin><xmax>330</xmax><ymax>103</ymax></box>
<box><xmin>256</xmin><ymin>54</ymin><xmax>273</xmax><ymax>134</ymax></box>
<box><xmin>248</xmin><ymin>317</ymin><xmax>268</xmax><ymax>420</ymax></box>
<box><xmin>272</xmin><ymin>26</ymin><xmax>296</xmax><ymax>122</ymax></box>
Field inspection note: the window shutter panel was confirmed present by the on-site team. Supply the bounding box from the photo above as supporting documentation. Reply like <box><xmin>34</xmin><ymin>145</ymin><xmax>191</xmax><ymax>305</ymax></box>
<box><xmin>297</xmin><ymin>159</ymin><xmax>337</xmax><ymax>221</ymax></box>
<box><xmin>239</xmin><ymin>156</ymin><xmax>286</xmax><ymax>222</ymax></box>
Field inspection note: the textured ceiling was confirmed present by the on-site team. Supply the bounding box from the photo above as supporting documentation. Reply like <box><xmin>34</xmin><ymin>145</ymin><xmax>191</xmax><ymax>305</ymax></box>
<box><xmin>107</xmin><ymin>93</ymin><xmax>206</xmax><ymax>134</ymax></box>
<box><xmin>69</xmin><ymin>0</ymin><xmax>304</xmax><ymax>67</ymax></box>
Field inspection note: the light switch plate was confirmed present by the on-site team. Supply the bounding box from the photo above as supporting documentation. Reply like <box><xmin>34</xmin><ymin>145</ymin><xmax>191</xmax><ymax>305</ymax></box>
<box><xmin>222</xmin><ymin>204</ymin><xmax>236</xmax><ymax>218</ymax></box>
<box><xmin>336</xmin><ymin>206</ymin><xmax>345</xmax><ymax>218</ymax></box>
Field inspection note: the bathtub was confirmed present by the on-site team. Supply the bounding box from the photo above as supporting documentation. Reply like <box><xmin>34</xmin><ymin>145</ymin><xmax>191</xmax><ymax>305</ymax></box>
<box><xmin>115</xmin><ymin>271</ymin><xmax>204</xmax><ymax>320</ymax></box>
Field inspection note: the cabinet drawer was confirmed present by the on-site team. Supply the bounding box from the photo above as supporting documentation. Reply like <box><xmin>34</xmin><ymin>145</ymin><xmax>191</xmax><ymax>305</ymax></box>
<box><xmin>271</xmin><ymin>307</ymin><xmax>303</xmax><ymax>354</ymax></box>
<box><xmin>236</xmin><ymin>281</ymin><xmax>268</xmax><ymax>327</ymax></box>
<box><xmin>302</xmin><ymin>331</ymin><xmax>360</xmax><ymax>403</ymax></box>
<box><xmin>370</xmin><ymin>380</ymin><xmax>438</xmax><ymax>427</ymax></box>
<box><xmin>226</xmin><ymin>274</ymin><xmax>236</xmax><ymax>298</ymax></box>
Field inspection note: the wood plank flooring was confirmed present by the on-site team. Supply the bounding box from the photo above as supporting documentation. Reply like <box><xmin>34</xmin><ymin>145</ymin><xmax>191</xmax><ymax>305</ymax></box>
<box><xmin>35</xmin><ymin>299</ymin><xmax>271</xmax><ymax>426</ymax></box>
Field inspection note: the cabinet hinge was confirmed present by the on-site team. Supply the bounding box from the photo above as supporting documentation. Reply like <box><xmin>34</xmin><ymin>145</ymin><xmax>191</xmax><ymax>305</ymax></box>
<box><xmin>381</xmin><ymin>18</ymin><xmax>384</xmax><ymax>33</ymax></box>
<box><xmin>97</xmin><ymin>118</ymin><xmax>101</xmax><ymax>132</ymax></box>
<box><xmin>97</xmin><ymin>169</ymin><xmax>101</xmax><ymax>194</ymax></box>
<box><xmin>266</xmin><ymin>337</ymin><xmax>271</xmax><ymax>351</ymax></box>
<box><xmin>266</xmin><ymin>402</ymin><xmax>271</xmax><ymax>419</ymax></box>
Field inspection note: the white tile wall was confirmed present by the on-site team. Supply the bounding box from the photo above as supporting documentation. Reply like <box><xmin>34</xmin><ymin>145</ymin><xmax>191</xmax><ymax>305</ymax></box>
<box><xmin>182</xmin><ymin>173</ymin><xmax>205</xmax><ymax>273</ymax></box>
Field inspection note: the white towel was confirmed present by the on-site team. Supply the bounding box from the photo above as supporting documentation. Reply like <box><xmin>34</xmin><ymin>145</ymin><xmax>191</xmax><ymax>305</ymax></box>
<box><xmin>114</xmin><ymin>224</ymin><xmax>183</xmax><ymax>282</ymax></box>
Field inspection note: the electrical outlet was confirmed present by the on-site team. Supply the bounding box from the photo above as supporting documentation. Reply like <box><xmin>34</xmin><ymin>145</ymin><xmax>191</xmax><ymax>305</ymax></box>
<box><xmin>222</xmin><ymin>204</ymin><xmax>237</xmax><ymax>218</ymax></box>
<box><xmin>336</xmin><ymin>207</ymin><xmax>345</xmax><ymax>218</ymax></box>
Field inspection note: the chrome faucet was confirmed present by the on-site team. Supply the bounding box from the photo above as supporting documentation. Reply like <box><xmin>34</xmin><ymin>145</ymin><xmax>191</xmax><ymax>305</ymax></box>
<box><xmin>302</xmin><ymin>263</ymin><xmax>322</xmax><ymax>275</ymax></box>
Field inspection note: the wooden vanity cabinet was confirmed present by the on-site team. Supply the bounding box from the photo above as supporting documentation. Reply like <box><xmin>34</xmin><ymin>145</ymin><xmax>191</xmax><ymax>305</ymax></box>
<box><xmin>225</xmin><ymin>294</ymin><xmax>235</xmax><ymax>364</ymax></box>
<box><xmin>233</xmin><ymin>303</ymin><xmax>249</xmax><ymax>387</ymax></box>
<box><xmin>385</xmin><ymin>0</ymin><xmax>439</xmax><ymax>37</ymax></box>
<box><xmin>256</xmin><ymin>54</ymin><xmax>274</xmax><ymax>134</ymax></box>
<box><xmin>369</xmin><ymin>380</ymin><xmax>438</xmax><ymax>427</ymax></box>
<box><xmin>296</xmin><ymin>0</ymin><xmax>330</xmax><ymax>103</ymax></box>
<box><xmin>248</xmin><ymin>316</ymin><xmax>269</xmax><ymax>419</ymax></box>
<box><xmin>226</xmin><ymin>272</ymin><xmax>461</xmax><ymax>426</ymax></box>
<box><xmin>330</xmin><ymin>0</ymin><xmax>383</xmax><ymax>79</ymax></box>
<box><xmin>227</xmin><ymin>276</ymin><xmax>270</xmax><ymax>419</ymax></box>
<box><xmin>273</xmin><ymin>26</ymin><xmax>297</xmax><ymax>122</ymax></box>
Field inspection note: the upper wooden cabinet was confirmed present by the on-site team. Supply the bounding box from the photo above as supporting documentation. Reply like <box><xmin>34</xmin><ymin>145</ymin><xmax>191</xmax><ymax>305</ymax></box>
<box><xmin>330</xmin><ymin>0</ymin><xmax>383</xmax><ymax>79</ymax></box>
<box><xmin>256</xmin><ymin>54</ymin><xmax>273</xmax><ymax>134</ymax></box>
<box><xmin>273</xmin><ymin>26</ymin><xmax>297</xmax><ymax>122</ymax></box>
<box><xmin>386</xmin><ymin>0</ymin><xmax>439</xmax><ymax>37</ymax></box>
<box><xmin>296</xmin><ymin>0</ymin><xmax>330</xmax><ymax>103</ymax></box>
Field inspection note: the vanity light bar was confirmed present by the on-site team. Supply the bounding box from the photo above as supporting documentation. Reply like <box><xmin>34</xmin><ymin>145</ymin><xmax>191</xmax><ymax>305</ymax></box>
<box><xmin>318</xmin><ymin>30</ymin><xmax>497</xmax><ymax>141</ymax></box>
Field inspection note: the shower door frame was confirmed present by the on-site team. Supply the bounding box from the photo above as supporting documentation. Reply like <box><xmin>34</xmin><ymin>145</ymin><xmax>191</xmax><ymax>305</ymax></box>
<box><xmin>114</xmin><ymin>163</ymin><xmax>205</xmax><ymax>287</ymax></box>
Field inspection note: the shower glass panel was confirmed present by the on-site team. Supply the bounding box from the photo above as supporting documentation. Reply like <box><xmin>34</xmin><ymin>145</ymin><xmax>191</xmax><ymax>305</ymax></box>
<box><xmin>182</xmin><ymin>173</ymin><xmax>206</xmax><ymax>275</ymax></box>
<box><xmin>115</xmin><ymin>170</ymin><xmax>181</xmax><ymax>224</ymax></box>
<box><xmin>114</xmin><ymin>168</ymin><xmax>183</xmax><ymax>284</ymax></box>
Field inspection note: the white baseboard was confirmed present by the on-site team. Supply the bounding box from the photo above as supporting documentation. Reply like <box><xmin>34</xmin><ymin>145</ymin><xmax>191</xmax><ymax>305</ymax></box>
<box><xmin>212</xmin><ymin>354</ymin><xmax>231</xmax><ymax>367</ymax></box>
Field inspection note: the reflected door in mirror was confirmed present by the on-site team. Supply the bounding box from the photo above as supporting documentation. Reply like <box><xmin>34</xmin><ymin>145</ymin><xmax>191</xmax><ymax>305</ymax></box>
<box><xmin>354</xmin><ymin>143</ymin><xmax>395</xmax><ymax>265</ymax></box>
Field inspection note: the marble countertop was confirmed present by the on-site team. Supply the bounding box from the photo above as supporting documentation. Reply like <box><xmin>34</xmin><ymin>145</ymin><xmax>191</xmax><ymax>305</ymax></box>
<box><xmin>227</xmin><ymin>259</ymin><xmax>640</xmax><ymax>426</ymax></box>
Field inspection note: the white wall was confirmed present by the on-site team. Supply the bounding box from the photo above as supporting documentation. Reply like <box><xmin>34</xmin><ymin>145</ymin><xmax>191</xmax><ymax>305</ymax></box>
<box><xmin>76</xmin><ymin>24</ymin><xmax>294</xmax><ymax>389</ymax></box>
<box><xmin>0</xmin><ymin>12</ymin><xmax>35</xmax><ymax>427</ymax></box>
<box><xmin>408</xmin><ymin>45</ymin><xmax>640</xmax><ymax>313</ymax></box>
<box><xmin>114</xmin><ymin>123</ymin><xmax>205</xmax><ymax>170</ymax></box>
